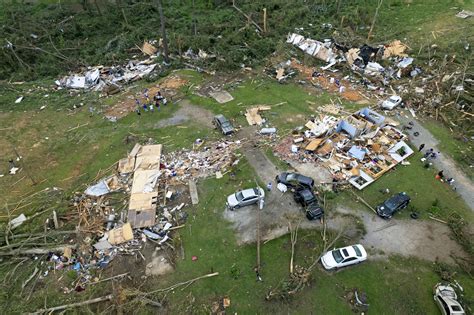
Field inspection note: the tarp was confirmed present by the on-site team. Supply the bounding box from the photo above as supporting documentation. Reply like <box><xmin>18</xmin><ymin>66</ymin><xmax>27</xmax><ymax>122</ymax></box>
<box><xmin>348</xmin><ymin>146</ymin><xmax>367</xmax><ymax>161</ymax></box>
<box><xmin>85</xmin><ymin>180</ymin><xmax>110</xmax><ymax>197</ymax></box>
<box><xmin>336</xmin><ymin>120</ymin><xmax>358</xmax><ymax>138</ymax></box>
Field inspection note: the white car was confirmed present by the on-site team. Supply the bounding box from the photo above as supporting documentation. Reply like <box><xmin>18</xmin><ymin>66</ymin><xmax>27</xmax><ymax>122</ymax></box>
<box><xmin>381</xmin><ymin>95</ymin><xmax>402</xmax><ymax>110</ymax></box>
<box><xmin>227</xmin><ymin>187</ymin><xmax>265</xmax><ymax>210</ymax></box>
<box><xmin>321</xmin><ymin>244</ymin><xmax>367</xmax><ymax>270</ymax></box>
<box><xmin>433</xmin><ymin>283</ymin><xmax>465</xmax><ymax>315</ymax></box>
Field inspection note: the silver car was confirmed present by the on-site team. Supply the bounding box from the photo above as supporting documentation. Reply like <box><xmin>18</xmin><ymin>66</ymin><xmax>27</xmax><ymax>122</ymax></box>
<box><xmin>433</xmin><ymin>283</ymin><xmax>465</xmax><ymax>315</ymax></box>
<box><xmin>227</xmin><ymin>187</ymin><xmax>265</xmax><ymax>210</ymax></box>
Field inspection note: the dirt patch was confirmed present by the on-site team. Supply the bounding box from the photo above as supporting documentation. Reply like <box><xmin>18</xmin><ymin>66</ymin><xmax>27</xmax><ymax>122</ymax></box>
<box><xmin>223</xmin><ymin>139</ymin><xmax>324</xmax><ymax>244</ymax></box>
<box><xmin>155</xmin><ymin>99</ymin><xmax>215</xmax><ymax>129</ymax></box>
<box><xmin>289</xmin><ymin>59</ymin><xmax>364</xmax><ymax>102</ymax></box>
<box><xmin>145</xmin><ymin>252</ymin><xmax>174</xmax><ymax>276</ymax></box>
<box><xmin>160</xmin><ymin>75</ymin><xmax>188</xmax><ymax>89</ymax></box>
<box><xmin>104</xmin><ymin>75</ymin><xmax>188</xmax><ymax>120</ymax></box>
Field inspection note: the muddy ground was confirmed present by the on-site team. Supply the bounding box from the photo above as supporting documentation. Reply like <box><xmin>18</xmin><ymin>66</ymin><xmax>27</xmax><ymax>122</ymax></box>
<box><xmin>155</xmin><ymin>99</ymin><xmax>215</xmax><ymax>129</ymax></box>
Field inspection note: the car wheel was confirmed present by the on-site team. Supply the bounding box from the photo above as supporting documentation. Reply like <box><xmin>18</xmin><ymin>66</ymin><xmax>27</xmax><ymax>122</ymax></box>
<box><xmin>234</xmin><ymin>205</ymin><xmax>240</xmax><ymax>209</ymax></box>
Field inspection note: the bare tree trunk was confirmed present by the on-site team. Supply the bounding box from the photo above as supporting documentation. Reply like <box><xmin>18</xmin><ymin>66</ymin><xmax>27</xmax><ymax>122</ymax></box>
<box><xmin>367</xmin><ymin>0</ymin><xmax>383</xmax><ymax>40</ymax></box>
<box><xmin>192</xmin><ymin>0</ymin><xmax>197</xmax><ymax>36</ymax></box>
<box><xmin>156</xmin><ymin>0</ymin><xmax>169</xmax><ymax>63</ymax></box>
<box><xmin>93</xmin><ymin>0</ymin><xmax>102</xmax><ymax>15</ymax></box>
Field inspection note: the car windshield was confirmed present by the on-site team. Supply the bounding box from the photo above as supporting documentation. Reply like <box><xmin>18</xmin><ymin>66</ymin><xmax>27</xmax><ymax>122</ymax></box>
<box><xmin>384</xmin><ymin>198</ymin><xmax>399</xmax><ymax>210</ymax></box>
<box><xmin>287</xmin><ymin>173</ymin><xmax>297</xmax><ymax>181</ymax></box>
<box><xmin>389</xmin><ymin>96</ymin><xmax>399</xmax><ymax>103</ymax></box>
<box><xmin>353</xmin><ymin>246</ymin><xmax>362</xmax><ymax>257</ymax></box>
<box><xmin>253</xmin><ymin>188</ymin><xmax>260</xmax><ymax>196</ymax></box>
<box><xmin>451</xmin><ymin>305</ymin><xmax>463</xmax><ymax>312</ymax></box>
<box><xmin>332</xmin><ymin>250</ymin><xmax>344</xmax><ymax>263</ymax></box>
<box><xmin>236</xmin><ymin>192</ymin><xmax>244</xmax><ymax>201</ymax></box>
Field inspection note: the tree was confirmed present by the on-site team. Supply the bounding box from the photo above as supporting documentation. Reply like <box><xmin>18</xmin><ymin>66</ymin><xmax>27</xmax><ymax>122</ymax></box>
<box><xmin>155</xmin><ymin>0</ymin><xmax>169</xmax><ymax>63</ymax></box>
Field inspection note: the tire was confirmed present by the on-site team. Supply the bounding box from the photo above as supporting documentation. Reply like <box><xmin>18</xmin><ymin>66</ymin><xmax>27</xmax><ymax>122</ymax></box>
<box><xmin>233</xmin><ymin>205</ymin><xmax>240</xmax><ymax>209</ymax></box>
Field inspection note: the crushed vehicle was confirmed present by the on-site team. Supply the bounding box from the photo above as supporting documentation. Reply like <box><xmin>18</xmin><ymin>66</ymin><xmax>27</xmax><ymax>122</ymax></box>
<box><xmin>213</xmin><ymin>114</ymin><xmax>234</xmax><ymax>135</ymax></box>
<box><xmin>293</xmin><ymin>187</ymin><xmax>324</xmax><ymax>220</ymax></box>
<box><xmin>227</xmin><ymin>187</ymin><xmax>265</xmax><ymax>210</ymax></box>
<box><xmin>380</xmin><ymin>95</ymin><xmax>403</xmax><ymax>110</ymax></box>
<box><xmin>276</xmin><ymin>172</ymin><xmax>314</xmax><ymax>189</ymax></box>
<box><xmin>321</xmin><ymin>244</ymin><xmax>367</xmax><ymax>270</ymax></box>
<box><xmin>376</xmin><ymin>192</ymin><xmax>411</xmax><ymax>219</ymax></box>
<box><xmin>433</xmin><ymin>283</ymin><xmax>465</xmax><ymax>315</ymax></box>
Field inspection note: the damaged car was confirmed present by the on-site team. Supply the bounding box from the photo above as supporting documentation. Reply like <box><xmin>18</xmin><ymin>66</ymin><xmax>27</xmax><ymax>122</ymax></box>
<box><xmin>293</xmin><ymin>188</ymin><xmax>324</xmax><ymax>220</ymax></box>
<box><xmin>213</xmin><ymin>114</ymin><xmax>234</xmax><ymax>135</ymax></box>
<box><xmin>226</xmin><ymin>187</ymin><xmax>264</xmax><ymax>210</ymax></box>
<box><xmin>276</xmin><ymin>172</ymin><xmax>314</xmax><ymax>189</ymax></box>
<box><xmin>433</xmin><ymin>283</ymin><xmax>465</xmax><ymax>315</ymax></box>
<box><xmin>376</xmin><ymin>192</ymin><xmax>411</xmax><ymax>219</ymax></box>
<box><xmin>380</xmin><ymin>95</ymin><xmax>402</xmax><ymax>110</ymax></box>
<box><xmin>321</xmin><ymin>244</ymin><xmax>367</xmax><ymax>270</ymax></box>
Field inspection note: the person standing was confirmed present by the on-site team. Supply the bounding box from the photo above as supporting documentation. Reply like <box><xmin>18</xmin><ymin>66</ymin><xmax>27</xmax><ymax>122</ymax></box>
<box><xmin>266</xmin><ymin>182</ymin><xmax>272</xmax><ymax>191</ymax></box>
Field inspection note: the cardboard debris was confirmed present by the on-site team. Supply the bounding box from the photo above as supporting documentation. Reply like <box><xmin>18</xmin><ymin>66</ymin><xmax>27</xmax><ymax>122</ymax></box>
<box><xmin>245</xmin><ymin>106</ymin><xmax>271</xmax><ymax>125</ymax></box>
<box><xmin>142</xmin><ymin>41</ymin><xmax>158</xmax><ymax>56</ymax></box>
<box><xmin>276</xmin><ymin>68</ymin><xmax>285</xmax><ymax>81</ymax></box>
<box><xmin>108</xmin><ymin>223</ymin><xmax>133</xmax><ymax>245</ymax></box>
<box><xmin>382</xmin><ymin>40</ymin><xmax>409</xmax><ymax>59</ymax></box>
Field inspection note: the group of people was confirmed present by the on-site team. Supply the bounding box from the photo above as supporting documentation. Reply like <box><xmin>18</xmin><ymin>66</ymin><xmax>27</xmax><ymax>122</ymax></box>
<box><xmin>435</xmin><ymin>170</ymin><xmax>456</xmax><ymax>188</ymax></box>
<box><xmin>418</xmin><ymin>144</ymin><xmax>440</xmax><ymax>160</ymax></box>
<box><xmin>135</xmin><ymin>88</ymin><xmax>168</xmax><ymax>115</ymax></box>
<box><xmin>419</xmin><ymin>144</ymin><xmax>456</xmax><ymax>189</ymax></box>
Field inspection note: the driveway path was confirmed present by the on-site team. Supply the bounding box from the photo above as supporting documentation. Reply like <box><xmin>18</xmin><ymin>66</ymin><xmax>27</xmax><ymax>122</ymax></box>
<box><xmin>397</xmin><ymin>113</ymin><xmax>474</xmax><ymax>210</ymax></box>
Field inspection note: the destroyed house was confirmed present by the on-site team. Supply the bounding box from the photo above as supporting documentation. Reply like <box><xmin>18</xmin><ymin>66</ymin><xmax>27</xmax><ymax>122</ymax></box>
<box><xmin>300</xmin><ymin>108</ymin><xmax>413</xmax><ymax>190</ymax></box>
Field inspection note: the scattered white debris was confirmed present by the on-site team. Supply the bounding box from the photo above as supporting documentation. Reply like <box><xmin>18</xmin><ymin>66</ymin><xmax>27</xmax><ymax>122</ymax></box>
<box><xmin>10</xmin><ymin>213</ymin><xmax>27</xmax><ymax>229</ymax></box>
<box><xmin>15</xmin><ymin>96</ymin><xmax>24</xmax><ymax>103</ymax></box>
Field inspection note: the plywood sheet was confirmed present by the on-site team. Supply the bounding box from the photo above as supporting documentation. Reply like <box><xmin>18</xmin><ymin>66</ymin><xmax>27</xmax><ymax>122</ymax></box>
<box><xmin>129</xmin><ymin>192</ymin><xmax>158</xmax><ymax>211</ymax></box>
<box><xmin>131</xmin><ymin>170</ymin><xmax>160</xmax><ymax>194</ymax></box>
<box><xmin>305</xmin><ymin>138</ymin><xmax>323</xmax><ymax>151</ymax></box>
<box><xmin>188</xmin><ymin>180</ymin><xmax>199</xmax><ymax>205</ymax></box>
<box><xmin>109</xmin><ymin>223</ymin><xmax>133</xmax><ymax>245</ymax></box>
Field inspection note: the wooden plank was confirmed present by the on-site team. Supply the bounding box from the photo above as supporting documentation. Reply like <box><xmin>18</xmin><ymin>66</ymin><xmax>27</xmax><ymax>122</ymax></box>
<box><xmin>188</xmin><ymin>180</ymin><xmax>199</xmax><ymax>205</ymax></box>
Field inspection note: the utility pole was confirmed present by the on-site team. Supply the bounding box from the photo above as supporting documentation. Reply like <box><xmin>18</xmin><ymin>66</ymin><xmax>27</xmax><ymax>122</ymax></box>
<box><xmin>156</xmin><ymin>0</ymin><xmax>169</xmax><ymax>63</ymax></box>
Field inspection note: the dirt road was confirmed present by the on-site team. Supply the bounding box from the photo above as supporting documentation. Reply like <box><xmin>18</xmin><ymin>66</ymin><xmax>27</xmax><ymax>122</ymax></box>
<box><xmin>397</xmin><ymin>112</ymin><xmax>474</xmax><ymax>210</ymax></box>
<box><xmin>335</xmin><ymin>206</ymin><xmax>466</xmax><ymax>264</ymax></box>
